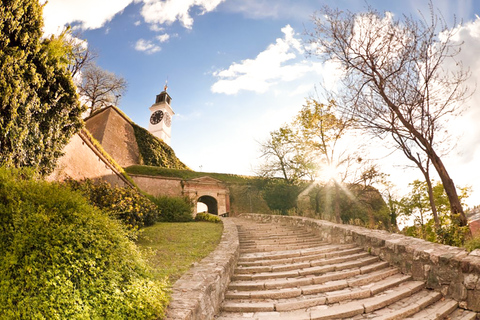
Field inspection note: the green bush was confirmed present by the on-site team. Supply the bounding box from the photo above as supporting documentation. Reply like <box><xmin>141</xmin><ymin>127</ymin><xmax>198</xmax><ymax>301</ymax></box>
<box><xmin>151</xmin><ymin>195</ymin><xmax>193</xmax><ymax>222</ymax></box>
<box><xmin>0</xmin><ymin>167</ymin><xmax>169</xmax><ymax>319</ymax></box>
<box><xmin>195</xmin><ymin>212</ymin><xmax>222</xmax><ymax>223</ymax></box>
<box><xmin>65</xmin><ymin>179</ymin><xmax>159</xmax><ymax>229</ymax></box>
<box><xmin>464</xmin><ymin>235</ymin><xmax>480</xmax><ymax>252</ymax></box>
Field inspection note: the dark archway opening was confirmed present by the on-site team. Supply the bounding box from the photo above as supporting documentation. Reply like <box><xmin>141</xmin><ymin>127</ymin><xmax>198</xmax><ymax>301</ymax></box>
<box><xmin>198</xmin><ymin>195</ymin><xmax>218</xmax><ymax>215</ymax></box>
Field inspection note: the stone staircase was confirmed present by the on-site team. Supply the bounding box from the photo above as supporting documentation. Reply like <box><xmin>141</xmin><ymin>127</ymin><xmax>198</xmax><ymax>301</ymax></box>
<box><xmin>216</xmin><ymin>218</ymin><xmax>478</xmax><ymax>320</ymax></box>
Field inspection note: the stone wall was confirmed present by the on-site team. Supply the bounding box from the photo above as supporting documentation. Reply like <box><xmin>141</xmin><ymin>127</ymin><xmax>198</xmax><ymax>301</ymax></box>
<box><xmin>85</xmin><ymin>106</ymin><xmax>141</xmax><ymax>167</ymax></box>
<box><xmin>165</xmin><ymin>218</ymin><xmax>239</xmax><ymax>320</ymax></box>
<box><xmin>130</xmin><ymin>174</ymin><xmax>183</xmax><ymax>197</ymax></box>
<box><xmin>240</xmin><ymin>213</ymin><xmax>480</xmax><ymax>313</ymax></box>
<box><xmin>47</xmin><ymin>131</ymin><xmax>132</xmax><ymax>188</ymax></box>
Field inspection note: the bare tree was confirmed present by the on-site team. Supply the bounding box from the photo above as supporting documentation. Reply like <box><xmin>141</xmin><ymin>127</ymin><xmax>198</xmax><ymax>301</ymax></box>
<box><xmin>309</xmin><ymin>5</ymin><xmax>471</xmax><ymax>226</ymax></box>
<box><xmin>77</xmin><ymin>63</ymin><xmax>127</xmax><ymax>115</ymax></box>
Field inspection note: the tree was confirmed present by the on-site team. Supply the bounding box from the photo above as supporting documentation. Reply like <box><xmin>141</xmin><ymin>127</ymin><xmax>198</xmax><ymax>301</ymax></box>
<box><xmin>309</xmin><ymin>5</ymin><xmax>471</xmax><ymax>226</ymax></box>
<box><xmin>398</xmin><ymin>179</ymin><xmax>470</xmax><ymax>245</ymax></box>
<box><xmin>0</xmin><ymin>0</ymin><xmax>84</xmax><ymax>174</ymax></box>
<box><xmin>256</xmin><ymin>125</ymin><xmax>316</xmax><ymax>184</ymax></box>
<box><xmin>294</xmin><ymin>99</ymin><xmax>354</xmax><ymax>223</ymax></box>
<box><xmin>78</xmin><ymin>63</ymin><xmax>127</xmax><ymax>115</ymax></box>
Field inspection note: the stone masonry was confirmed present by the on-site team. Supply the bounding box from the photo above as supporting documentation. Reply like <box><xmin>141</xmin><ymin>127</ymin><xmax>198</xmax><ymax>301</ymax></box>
<box><xmin>241</xmin><ymin>213</ymin><xmax>480</xmax><ymax>313</ymax></box>
<box><xmin>166</xmin><ymin>214</ymin><xmax>480</xmax><ymax>319</ymax></box>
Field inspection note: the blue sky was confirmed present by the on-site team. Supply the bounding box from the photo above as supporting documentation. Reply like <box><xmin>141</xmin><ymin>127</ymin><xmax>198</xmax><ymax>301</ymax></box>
<box><xmin>42</xmin><ymin>0</ymin><xmax>480</xmax><ymax>206</ymax></box>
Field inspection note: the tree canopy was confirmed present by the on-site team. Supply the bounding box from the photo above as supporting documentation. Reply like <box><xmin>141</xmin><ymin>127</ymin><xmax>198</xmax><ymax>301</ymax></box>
<box><xmin>0</xmin><ymin>0</ymin><xmax>84</xmax><ymax>174</ymax></box>
<box><xmin>308</xmin><ymin>5</ymin><xmax>470</xmax><ymax>226</ymax></box>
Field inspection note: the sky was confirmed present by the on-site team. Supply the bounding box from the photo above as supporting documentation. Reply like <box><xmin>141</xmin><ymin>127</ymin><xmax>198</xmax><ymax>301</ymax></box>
<box><xmin>41</xmin><ymin>0</ymin><xmax>480</xmax><ymax>207</ymax></box>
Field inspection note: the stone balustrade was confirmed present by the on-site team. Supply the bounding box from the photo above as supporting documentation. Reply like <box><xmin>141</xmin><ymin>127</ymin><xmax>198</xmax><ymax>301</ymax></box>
<box><xmin>240</xmin><ymin>213</ymin><xmax>480</xmax><ymax>313</ymax></box>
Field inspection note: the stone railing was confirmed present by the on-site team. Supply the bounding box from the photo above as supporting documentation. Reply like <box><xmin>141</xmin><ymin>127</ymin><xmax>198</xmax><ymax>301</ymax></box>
<box><xmin>240</xmin><ymin>213</ymin><xmax>480</xmax><ymax>313</ymax></box>
<box><xmin>165</xmin><ymin>217</ymin><xmax>239</xmax><ymax>320</ymax></box>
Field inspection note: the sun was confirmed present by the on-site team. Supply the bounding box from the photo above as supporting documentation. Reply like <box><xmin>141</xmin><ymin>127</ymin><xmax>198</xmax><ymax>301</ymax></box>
<box><xmin>318</xmin><ymin>163</ymin><xmax>340</xmax><ymax>182</ymax></box>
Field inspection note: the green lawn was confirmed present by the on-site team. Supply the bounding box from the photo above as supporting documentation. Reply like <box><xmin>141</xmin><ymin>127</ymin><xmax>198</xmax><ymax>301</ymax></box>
<box><xmin>136</xmin><ymin>222</ymin><xmax>224</xmax><ymax>283</ymax></box>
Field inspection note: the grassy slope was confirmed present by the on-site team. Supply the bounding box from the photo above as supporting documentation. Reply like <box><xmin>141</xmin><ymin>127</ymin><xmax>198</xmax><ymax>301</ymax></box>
<box><xmin>125</xmin><ymin>164</ymin><xmax>266</xmax><ymax>185</ymax></box>
<box><xmin>136</xmin><ymin>222</ymin><xmax>224</xmax><ymax>283</ymax></box>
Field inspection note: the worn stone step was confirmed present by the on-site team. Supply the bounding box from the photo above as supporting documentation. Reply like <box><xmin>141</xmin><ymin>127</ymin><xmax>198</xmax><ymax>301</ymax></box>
<box><xmin>448</xmin><ymin>308</ymin><xmax>479</xmax><ymax>320</ymax></box>
<box><xmin>238</xmin><ymin>243</ymin><xmax>357</xmax><ymax>263</ymax></box>
<box><xmin>240</xmin><ymin>243</ymin><xmax>326</xmax><ymax>253</ymax></box>
<box><xmin>226</xmin><ymin>274</ymin><xmax>413</xmax><ymax>311</ymax></box>
<box><xmin>405</xmin><ymin>298</ymin><xmax>458</xmax><ymax>319</ymax></box>
<box><xmin>235</xmin><ymin>250</ymin><xmax>370</xmax><ymax>274</ymax></box>
<box><xmin>221</xmin><ymin>282</ymin><xmax>425</xmax><ymax>320</ymax></box>
<box><xmin>219</xmin><ymin>218</ymin><xmax>477</xmax><ymax>320</ymax></box>
<box><xmin>231</xmin><ymin>255</ymin><xmax>379</xmax><ymax>282</ymax></box>
<box><xmin>238</xmin><ymin>246</ymin><xmax>364</xmax><ymax>268</ymax></box>
<box><xmin>367</xmin><ymin>291</ymin><xmax>443</xmax><ymax>320</ymax></box>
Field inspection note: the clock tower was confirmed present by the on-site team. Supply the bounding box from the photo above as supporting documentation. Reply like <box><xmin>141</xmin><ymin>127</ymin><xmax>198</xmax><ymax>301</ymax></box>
<box><xmin>148</xmin><ymin>83</ymin><xmax>174</xmax><ymax>145</ymax></box>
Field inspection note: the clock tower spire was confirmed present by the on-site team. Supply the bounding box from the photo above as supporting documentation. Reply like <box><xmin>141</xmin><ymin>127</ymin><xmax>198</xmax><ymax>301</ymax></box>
<box><xmin>148</xmin><ymin>81</ymin><xmax>174</xmax><ymax>145</ymax></box>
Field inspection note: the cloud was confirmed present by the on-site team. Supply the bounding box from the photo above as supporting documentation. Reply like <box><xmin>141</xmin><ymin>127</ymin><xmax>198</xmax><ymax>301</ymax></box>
<box><xmin>140</xmin><ymin>0</ymin><xmax>225</xmax><ymax>29</ymax></box>
<box><xmin>156</xmin><ymin>33</ymin><xmax>170</xmax><ymax>43</ymax></box>
<box><xmin>135</xmin><ymin>39</ymin><xmax>161</xmax><ymax>54</ymax></box>
<box><xmin>442</xmin><ymin>17</ymin><xmax>480</xmax><ymax>163</ymax></box>
<box><xmin>42</xmin><ymin>0</ymin><xmax>134</xmax><ymax>35</ymax></box>
<box><xmin>211</xmin><ymin>25</ymin><xmax>321</xmax><ymax>95</ymax></box>
<box><xmin>43</xmin><ymin>0</ymin><xmax>225</xmax><ymax>36</ymax></box>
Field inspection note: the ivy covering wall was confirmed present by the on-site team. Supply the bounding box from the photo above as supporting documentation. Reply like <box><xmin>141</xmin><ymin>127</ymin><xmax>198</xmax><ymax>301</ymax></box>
<box><xmin>131</xmin><ymin>124</ymin><xmax>188</xmax><ymax>170</ymax></box>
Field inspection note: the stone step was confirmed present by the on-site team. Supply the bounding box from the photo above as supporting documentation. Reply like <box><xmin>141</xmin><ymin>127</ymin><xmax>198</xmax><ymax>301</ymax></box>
<box><xmin>221</xmin><ymin>281</ymin><xmax>425</xmax><ymax>319</ymax></box>
<box><xmin>448</xmin><ymin>308</ymin><xmax>479</xmax><ymax>320</ymax></box>
<box><xmin>230</xmin><ymin>256</ymin><xmax>380</xmax><ymax>286</ymax></box>
<box><xmin>238</xmin><ymin>246</ymin><xmax>365</xmax><ymax>268</ymax></box>
<box><xmin>238</xmin><ymin>244</ymin><xmax>358</xmax><ymax>264</ymax></box>
<box><xmin>217</xmin><ymin>218</ymin><xmax>479</xmax><ymax>320</ymax></box>
<box><xmin>235</xmin><ymin>250</ymin><xmax>370</xmax><ymax>274</ymax></box>
<box><xmin>405</xmin><ymin>298</ymin><xmax>457</xmax><ymax>319</ymax></box>
<box><xmin>225</xmin><ymin>274</ymin><xmax>413</xmax><ymax>310</ymax></box>
<box><xmin>239</xmin><ymin>242</ymin><xmax>326</xmax><ymax>253</ymax></box>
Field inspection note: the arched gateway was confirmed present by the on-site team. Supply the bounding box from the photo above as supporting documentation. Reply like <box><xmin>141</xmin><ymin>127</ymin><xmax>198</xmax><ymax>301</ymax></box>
<box><xmin>182</xmin><ymin>176</ymin><xmax>230</xmax><ymax>216</ymax></box>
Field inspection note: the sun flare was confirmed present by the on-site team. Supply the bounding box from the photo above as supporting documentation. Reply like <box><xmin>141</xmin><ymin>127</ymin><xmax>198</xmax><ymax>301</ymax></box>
<box><xmin>318</xmin><ymin>164</ymin><xmax>340</xmax><ymax>182</ymax></box>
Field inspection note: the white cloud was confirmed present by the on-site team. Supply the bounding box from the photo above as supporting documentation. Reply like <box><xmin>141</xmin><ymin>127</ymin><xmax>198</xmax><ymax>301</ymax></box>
<box><xmin>141</xmin><ymin>0</ymin><xmax>225</xmax><ymax>29</ymax></box>
<box><xmin>135</xmin><ymin>39</ymin><xmax>161</xmax><ymax>54</ymax></box>
<box><xmin>43</xmin><ymin>0</ymin><xmax>224</xmax><ymax>36</ymax></box>
<box><xmin>157</xmin><ymin>33</ymin><xmax>171</xmax><ymax>43</ymax></box>
<box><xmin>211</xmin><ymin>25</ymin><xmax>319</xmax><ymax>95</ymax></box>
<box><xmin>43</xmin><ymin>0</ymin><xmax>134</xmax><ymax>35</ymax></box>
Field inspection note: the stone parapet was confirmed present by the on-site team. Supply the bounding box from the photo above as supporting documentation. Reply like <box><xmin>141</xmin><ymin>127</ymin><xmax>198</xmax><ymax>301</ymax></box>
<box><xmin>165</xmin><ymin>218</ymin><xmax>240</xmax><ymax>320</ymax></box>
<box><xmin>240</xmin><ymin>213</ymin><xmax>480</xmax><ymax>313</ymax></box>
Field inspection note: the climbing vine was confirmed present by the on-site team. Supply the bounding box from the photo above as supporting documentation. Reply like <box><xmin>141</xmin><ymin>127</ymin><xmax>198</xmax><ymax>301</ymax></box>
<box><xmin>132</xmin><ymin>123</ymin><xmax>188</xmax><ymax>169</ymax></box>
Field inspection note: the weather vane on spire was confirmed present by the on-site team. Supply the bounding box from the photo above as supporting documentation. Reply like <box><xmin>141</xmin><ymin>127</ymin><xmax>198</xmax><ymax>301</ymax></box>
<box><xmin>164</xmin><ymin>77</ymin><xmax>168</xmax><ymax>92</ymax></box>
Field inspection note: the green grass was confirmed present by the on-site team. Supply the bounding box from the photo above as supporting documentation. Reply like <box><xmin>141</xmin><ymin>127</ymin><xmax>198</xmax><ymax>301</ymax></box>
<box><xmin>125</xmin><ymin>164</ymin><xmax>265</xmax><ymax>184</ymax></box>
<box><xmin>136</xmin><ymin>222</ymin><xmax>224</xmax><ymax>283</ymax></box>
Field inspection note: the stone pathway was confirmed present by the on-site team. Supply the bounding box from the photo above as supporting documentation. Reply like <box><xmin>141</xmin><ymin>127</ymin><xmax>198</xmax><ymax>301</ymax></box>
<box><xmin>215</xmin><ymin>218</ymin><xmax>478</xmax><ymax>320</ymax></box>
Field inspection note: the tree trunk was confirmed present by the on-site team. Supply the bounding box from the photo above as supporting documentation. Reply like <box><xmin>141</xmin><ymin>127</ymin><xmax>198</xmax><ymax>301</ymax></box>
<box><xmin>334</xmin><ymin>181</ymin><xmax>341</xmax><ymax>224</ymax></box>
<box><xmin>425</xmin><ymin>177</ymin><xmax>440</xmax><ymax>229</ymax></box>
<box><xmin>428</xmin><ymin>150</ymin><xmax>468</xmax><ymax>226</ymax></box>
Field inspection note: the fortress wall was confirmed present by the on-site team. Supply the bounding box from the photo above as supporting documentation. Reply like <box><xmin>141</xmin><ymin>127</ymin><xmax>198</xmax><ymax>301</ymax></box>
<box><xmin>85</xmin><ymin>107</ymin><xmax>141</xmax><ymax>167</ymax></box>
<box><xmin>129</xmin><ymin>174</ymin><xmax>183</xmax><ymax>197</ymax></box>
<box><xmin>240</xmin><ymin>213</ymin><xmax>480</xmax><ymax>313</ymax></box>
<box><xmin>47</xmin><ymin>131</ymin><xmax>132</xmax><ymax>188</ymax></box>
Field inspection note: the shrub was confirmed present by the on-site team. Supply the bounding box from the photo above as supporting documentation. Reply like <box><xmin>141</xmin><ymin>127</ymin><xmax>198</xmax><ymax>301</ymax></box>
<box><xmin>0</xmin><ymin>167</ymin><xmax>169</xmax><ymax>319</ymax></box>
<box><xmin>66</xmin><ymin>179</ymin><xmax>158</xmax><ymax>229</ymax></box>
<box><xmin>195</xmin><ymin>212</ymin><xmax>222</xmax><ymax>223</ymax></box>
<box><xmin>464</xmin><ymin>235</ymin><xmax>480</xmax><ymax>252</ymax></box>
<box><xmin>151</xmin><ymin>195</ymin><xmax>193</xmax><ymax>222</ymax></box>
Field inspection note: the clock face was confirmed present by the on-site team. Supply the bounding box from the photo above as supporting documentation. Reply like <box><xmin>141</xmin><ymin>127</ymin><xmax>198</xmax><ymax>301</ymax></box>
<box><xmin>150</xmin><ymin>110</ymin><xmax>164</xmax><ymax>125</ymax></box>
<box><xmin>164</xmin><ymin>113</ymin><xmax>171</xmax><ymax>127</ymax></box>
